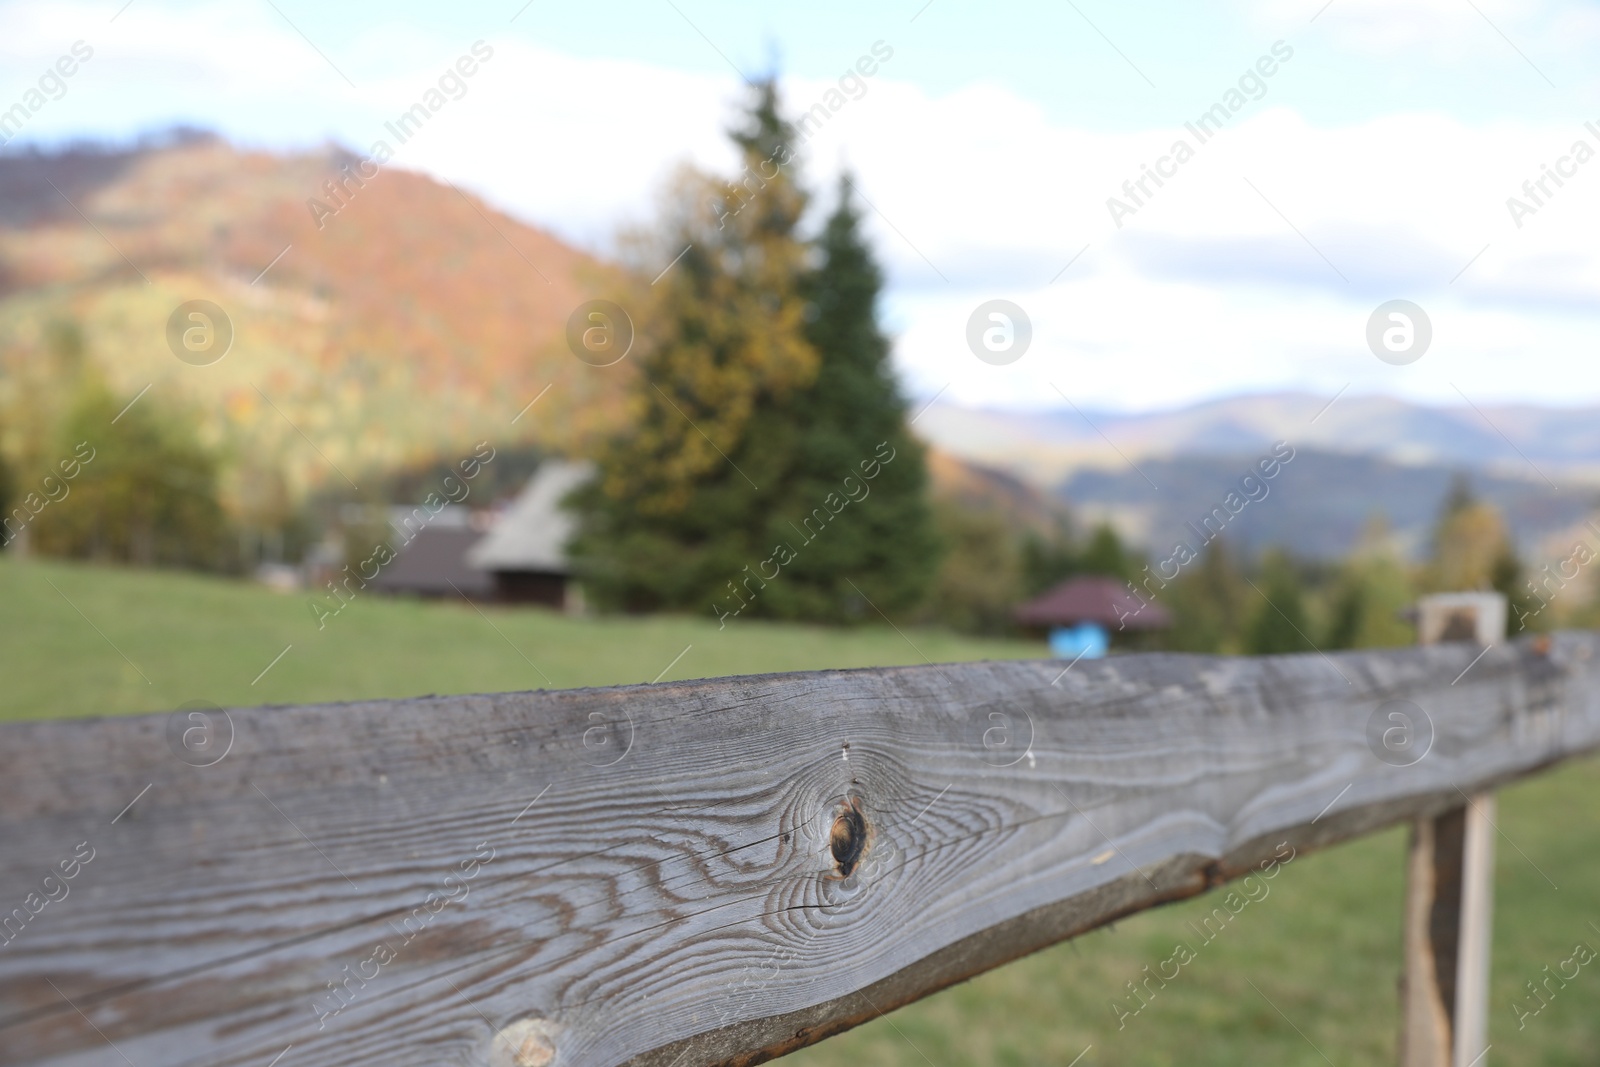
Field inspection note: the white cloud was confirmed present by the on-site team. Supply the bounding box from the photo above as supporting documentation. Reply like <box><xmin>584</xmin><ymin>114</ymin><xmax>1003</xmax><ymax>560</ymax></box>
<box><xmin>874</xmin><ymin>102</ymin><xmax>1600</xmax><ymax>411</ymax></box>
<box><xmin>1245</xmin><ymin>0</ymin><xmax>1600</xmax><ymax>87</ymax></box>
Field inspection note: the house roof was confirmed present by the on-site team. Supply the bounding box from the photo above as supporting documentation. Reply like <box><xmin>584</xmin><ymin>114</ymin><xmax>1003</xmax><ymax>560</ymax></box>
<box><xmin>370</xmin><ymin>526</ymin><xmax>494</xmax><ymax>597</ymax></box>
<box><xmin>1013</xmin><ymin>575</ymin><xmax>1171</xmax><ymax>630</ymax></box>
<box><xmin>466</xmin><ymin>460</ymin><xmax>595</xmax><ymax>574</ymax></box>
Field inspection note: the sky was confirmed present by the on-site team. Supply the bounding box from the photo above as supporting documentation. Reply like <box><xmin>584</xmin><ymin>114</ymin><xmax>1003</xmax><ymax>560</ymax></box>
<box><xmin>3</xmin><ymin>0</ymin><xmax>1599</xmax><ymax>413</ymax></box>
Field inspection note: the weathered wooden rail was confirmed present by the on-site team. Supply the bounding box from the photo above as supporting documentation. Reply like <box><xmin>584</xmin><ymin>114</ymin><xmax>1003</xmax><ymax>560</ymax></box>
<box><xmin>1</xmin><ymin>632</ymin><xmax>1597</xmax><ymax>1067</ymax></box>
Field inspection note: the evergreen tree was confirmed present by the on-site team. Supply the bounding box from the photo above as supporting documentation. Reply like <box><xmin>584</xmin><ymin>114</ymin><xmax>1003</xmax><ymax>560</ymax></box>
<box><xmin>1164</xmin><ymin>538</ymin><xmax>1250</xmax><ymax>653</ymax></box>
<box><xmin>754</xmin><ymin>174</ymin><xmax>940</xmax><ymax>620</ymax></box>
<box><xmin>571</xmin><ymin>79</ymin><xmax>818</xmax><ymax>612</ymax></box>
<box><xmin>1492</xmin><ymin>544</ymin><xmax>1541</xmax><ymax>636</ymax></box>
<box><xmin>1439</xmin><ymin>471</ymin><xmax>1475</xmax><ymax>519</ymax></box>
<box><xmin>1017</xmin><ymin>518</ymin><xmax>1136</xmax><ymax>600</ymax></box>
<box><xmin>1245</xmin><ymin>551</ymin><xmax>1317</xmax><ymax>655</ymax></box>
<box><xmin>1327</xmin><ymin>515</ymin><xmax>1417</xmax><ymax>649</ymax></box>
<box><xmin>1020</xmin><ymin>513</ymin><xmax>1079</xmax><ymax>597</ymax></box>
<box><xmin>1323</xmin><ymin>578</ymin><xmax>1365</xmax><ymax>650</ymax></box>
<box><xmin>1423</xmin><ymin>473</ymin><xmax>1509</xmax><ymax>592</ymax></box>
<box><xmin>1078</xmin><ymin>522</ymin><xmax>1135</xmax><ymax>582</ymax></box>
<box><xmin>574</xmin><ymin>83</ymin><xmax>944</xmax><ymax>622</ymax></box>
<box><xmin>1424</xmin><ymin>474</ymin><xmax>1535</xmax><ymax>635</ymax></box>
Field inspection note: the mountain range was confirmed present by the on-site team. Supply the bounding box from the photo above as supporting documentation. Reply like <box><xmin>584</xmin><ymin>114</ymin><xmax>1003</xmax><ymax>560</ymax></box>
<box><xmin>915</xmin><ymin>393</ymin><xmax>1600</xmax><ymax>481</ymax></box>
<box><xmin>915</xmin><ymin>394</ymin><xmax>1600</xmax><ymax>561</ymax></box>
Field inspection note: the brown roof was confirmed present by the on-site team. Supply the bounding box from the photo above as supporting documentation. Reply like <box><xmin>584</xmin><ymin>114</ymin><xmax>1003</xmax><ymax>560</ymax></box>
<box><xmin>371</xmin><ymin>527</ymin><xmax>494</xmax><ymax>598</ymax></box>
<box><xmin>1014</xmin><ymin>575</ymin><xmax>1171</xmax><ymax>630</ymax></box>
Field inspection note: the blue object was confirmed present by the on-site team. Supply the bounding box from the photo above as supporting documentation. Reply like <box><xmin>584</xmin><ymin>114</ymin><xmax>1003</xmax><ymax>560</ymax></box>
<box><xmin>1049</xmin><ymin>623</ymin><xmax>1109</xmax><ymax>660</ymax></box>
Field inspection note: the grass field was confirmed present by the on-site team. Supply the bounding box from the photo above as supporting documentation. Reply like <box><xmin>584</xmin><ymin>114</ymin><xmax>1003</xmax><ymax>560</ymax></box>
<box><xmin>0</xmin><ymin>555</ymin><xmax>1043</xmax><ymax>721</ymax></box>
<box><xmin>3</xmin><ymin>556</ymin><xmax>1597</xmax><ymax>1065</ymax></box>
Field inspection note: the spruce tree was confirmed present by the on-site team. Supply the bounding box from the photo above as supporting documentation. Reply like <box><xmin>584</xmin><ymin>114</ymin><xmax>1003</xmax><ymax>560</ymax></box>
<box><xmin>1020</xmin><ymin>513</ymin><xmax>1079</xmax><ymax>597</ymax></box>
<box><xmin>754</xmin><ymin>174</ymin><xmax>940</xmax><ymax>621</ymax></box>
<box><xmin>1078</xmin><ymin>522</ymin><xmax>1135</xmax><ymax>582</ymax></box>
<box><xmin>1423</xmin><ymin>473</ymin><xmax>1516</xmax><ymax>595</ymax></box>
<box><xmin>1323</xmin><ymin>577</ymin><xmax>1365</xmax><ymax>650</ymax></box>
<box><xmin>571</xmin><ymin>79</ymin><xmax>817</xmax><ymax>612</ymax></box>
<box><xmin>1164</xmin><ymin>538</ymin><xmax>1249</xmax><ymax>653</ymax></box>
<box><xmin>1245</xmin><ymin>550</ymin><xmax>1317</xmax><ymax>655</ymax></box>
<box><xmin>573</xmin><ymin>87</ymin><xmax>942</xmax><ymax>623</ymax></box>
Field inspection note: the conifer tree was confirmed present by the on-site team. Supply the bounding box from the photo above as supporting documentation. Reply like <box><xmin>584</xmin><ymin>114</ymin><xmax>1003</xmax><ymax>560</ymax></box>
<box><xmin>571</xmin><ymin>79</ymin><xmax>817</xmax><ymax>612</ymax></box>
<box><xmin>1323</xmin><ymin>516</ymin><xmax>1415</xmax><ymax>649</ymax></box>
<box><xmin>1423</xmin><ymin>474</ymin><xmax>1534</xmax><ymax>634</ymax></box>
<box><xmin>1019</xmin><ymin>513</ymin><xmax>1079</xmax><ymax>597</ymax></box>
<box><xmin>1164</xmin><ymin>538</ymin><xmax>1250</xmax><ymax>653</ymax></box>
<box><xmin>753</xmin><ymin>175</ymin><xmax>940</xmax><ymax>621</ymax></box>
<box><xmin>1425</xmin><ymin>474</ymin><xmax>1493</xmax><ymax>588</ymax></box>
<box><xmin>1078</xmin><ymin>522</ymin><xmax>1135</xmax><ymax>582</ymax></box>
<box><xmin>573</xmin><ymin>86</ymin><xmax>944</xmax><ymax>622</ymax></box>
<box><xmin>1245</xmin><ymin>550</ymin><xmax>1316</xmax><ymax>654</ymax></box>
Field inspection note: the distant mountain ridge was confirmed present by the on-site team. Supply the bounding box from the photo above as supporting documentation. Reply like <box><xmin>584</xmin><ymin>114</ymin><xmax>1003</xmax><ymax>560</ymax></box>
<box><xmin>915</xmin><ymin>393</ymin><xmax>1600</xmax><ymax>486</ymax></box>
<box><xmin>914</xmin><ymin>393</ymin><xmax>1600</xmax><ymax>561</ymax></box>
<box><xmin>1060</xmin><ymin>448</ymin><xmax>1595</xmax><ymax>562</ymax></box>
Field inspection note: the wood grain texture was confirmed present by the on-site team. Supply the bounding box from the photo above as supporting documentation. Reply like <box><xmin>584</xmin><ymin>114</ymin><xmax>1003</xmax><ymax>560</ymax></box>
<box><xmin>1400</xmin><ymin>809</ymin><xmax>1462</xmax><ymax>1067</ymax></box>
<box><xmin>1</xmin><ymin>634</ymin><xmax>1598</xmax><ymax>1067</ymax></box>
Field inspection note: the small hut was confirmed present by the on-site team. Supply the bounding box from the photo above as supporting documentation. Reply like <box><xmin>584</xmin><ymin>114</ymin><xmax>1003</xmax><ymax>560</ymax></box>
<box><xmin>368</xmin><ymin>507</ymin><xmax>494</xmax><ymax>599</ymax></box>
<box><xmin>465</xmin><ymin>460</ymin><xmax>594</xmax><ymax>608</ymax></box>
<box><xmin>1013</xmin><ymin>575</ymin><xmax>1170</xmax><ymax>658</ymax></box>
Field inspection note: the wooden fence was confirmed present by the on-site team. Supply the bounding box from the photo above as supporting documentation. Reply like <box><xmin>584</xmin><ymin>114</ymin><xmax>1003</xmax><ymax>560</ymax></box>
<box><xmin>1</xmin><ymin>632</ymin><xmax>1597</xmax><ymax>1067</ymax></box>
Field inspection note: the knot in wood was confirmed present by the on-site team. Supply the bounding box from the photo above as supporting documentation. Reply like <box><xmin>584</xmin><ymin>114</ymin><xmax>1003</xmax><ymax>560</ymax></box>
<box><xmin>829</xmin><ymin>796</ymin><xmax>869</xmax><ymax>878</ymax></box>
<box><xmin>490</xmin><ymin>1018</ymin><xmax>557</xmax><ymax>1067</ymax></box>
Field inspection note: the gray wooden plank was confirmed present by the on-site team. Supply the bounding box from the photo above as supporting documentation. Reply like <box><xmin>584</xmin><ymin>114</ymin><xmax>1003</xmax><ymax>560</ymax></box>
<box><xmin>0</xmin><ymin>635</ymin><xmax>1596</xmax><ymax>1067</ymax></box>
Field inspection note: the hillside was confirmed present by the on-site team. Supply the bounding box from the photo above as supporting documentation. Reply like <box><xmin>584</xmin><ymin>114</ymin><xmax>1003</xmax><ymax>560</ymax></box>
<box><xmin>924</xmin><ymin>446</ymin><xmax>1066</xmax><ymax>532</ymax></box>
<box><xmin>0</xmin><ymin>132</ymin><xmax>630</xmax><ymax>513</ymax></box>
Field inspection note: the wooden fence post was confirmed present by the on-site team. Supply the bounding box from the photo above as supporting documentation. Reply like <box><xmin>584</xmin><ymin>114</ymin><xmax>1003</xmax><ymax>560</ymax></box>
<box><xmin>1400</xmin><ymin>593</ymin><xmax>1504</xmax><ymax>1067</ymax></box>
<box><xmin>1455</xmin><ymin>793</ymin><xmax>1496</xmax><ymax>1067</ymax></box>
